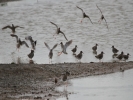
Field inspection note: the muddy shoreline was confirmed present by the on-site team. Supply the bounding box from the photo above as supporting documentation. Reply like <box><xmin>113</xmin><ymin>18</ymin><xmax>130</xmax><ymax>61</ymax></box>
<box><xmin>0</xmin><ymin>62</ymin><xmax>133</xmax><ymax>99</ymax></box>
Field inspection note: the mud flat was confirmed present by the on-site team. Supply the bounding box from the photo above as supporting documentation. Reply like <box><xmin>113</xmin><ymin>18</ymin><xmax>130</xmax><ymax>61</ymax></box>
<box><xmin>0</xmin><ymin>62</ymin><xmax>133</xmax><ymax>99</ymax></box>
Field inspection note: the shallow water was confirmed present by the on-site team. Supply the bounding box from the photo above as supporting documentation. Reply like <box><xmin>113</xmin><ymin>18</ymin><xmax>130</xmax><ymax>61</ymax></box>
<box><xmin>57</xmin><ymin>69</ymin><xmax>133</xmax><ymax>100</ymax></box>
<box><xmin>0</xmin><ymin>0</ymin><xmax>133</xmax><ymax>64</ymax></box>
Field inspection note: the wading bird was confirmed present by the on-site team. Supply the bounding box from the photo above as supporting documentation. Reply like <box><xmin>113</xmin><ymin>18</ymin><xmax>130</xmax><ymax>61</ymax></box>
<box><xmin>71</xmin><ymin>45</ymin><xmax>77</xmax><ymax>55</ymax></box>
<box><xmin>75</xmin><ymin>51</ymin><xmax>83</xmax><ymax>62</ymax></box>
<box><xmin>95</xmin><ymin>51</ymin><xmax>104</xmax><ymax>62</ymax></box>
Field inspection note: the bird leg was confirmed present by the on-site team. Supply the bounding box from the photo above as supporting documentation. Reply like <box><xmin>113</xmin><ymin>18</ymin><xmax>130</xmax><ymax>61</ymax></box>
<box><xmin>58</xmin><ymin>52</ymin><xmax>62</xmax><ymax>56</ymax></box>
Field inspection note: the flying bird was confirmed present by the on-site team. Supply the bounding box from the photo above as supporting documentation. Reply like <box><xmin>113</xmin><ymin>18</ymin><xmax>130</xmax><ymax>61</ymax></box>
<box><xmin>2</xmin><ymin>24</ymin><xmax>24</xmax><ymax>34</ymax></box>
<box><xmin>96</xmin><ymin>4</ymin><xmax>109</xmax><ymax>30</ymax></box>
<box><xmin>10</xmin><ymin>34</ymin><xmax>29</xmax><ymax>51</ymax></box>
<box><xmin>58</xmin><ymin>40</ymin><xmax>72</xmax><ymax>56</ymax></box>
<box><xmin>50</xmin><ymin>22</ymin><xmax>68</xmax><ymax>41</ymax></box>
<box><xmin>25</xmin><ymin>36</ymin><xmax>37</xmax><ymax>50</ymax></box>
<box><xmin>76</xmin><ymin>6</ymin><xmax>93</xmax><ymax>24</ymax></box>
<box><xmin>44</xmin><ymin>42</ymin><xmax>58</xmax><ymax>63</ymax></box>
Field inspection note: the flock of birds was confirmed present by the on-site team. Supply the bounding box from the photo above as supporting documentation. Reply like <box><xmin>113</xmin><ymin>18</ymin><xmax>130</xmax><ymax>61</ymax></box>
<box><xmin>2</xmin><ymin>5</ymin><xmax>130</xmax><ymax>63</ymax></box>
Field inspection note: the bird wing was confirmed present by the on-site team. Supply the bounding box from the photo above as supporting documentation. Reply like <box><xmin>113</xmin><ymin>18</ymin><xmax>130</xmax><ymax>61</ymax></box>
<box><xmin>86</xmin><ymin>15</ymin><xmax>93</xmax><ymax>24</ymax></box>
<box><xmin>103</xmin><ymin>17</ymin><xmax>109</xmax><ymax>30</ymax></box>
<box><xmin>52</xmin><ymin>43</ymin><xmax>58</xmax><ymax>50</ymax></box>
<box><xmin>65</xmin><ymin>40</ymin><xmax>72</xmax><ymax>49</ymax></box>
<box><xmin>21</xmin><ymin>41</ymin><xmax>29</xmax><ymax>48</ymax></box>
<box><xmin>60</xmin><ymin>31</ymin><xmax>68</xmax><ymax>41</ymax></box>
<box><xmin>96</xmin><ymin>4</ymin><xmax>103</xmax><ymax>14</ymax></box>
<box><xmin>76</xmin><ymin>6</ymin><xmax>84</xmax><ymax>14</ymax></box>
<box><xmin>25</xmin><ymin>36</ymin><xmax>34</xmax><ymax>42</ymax></box>
<box><xmin>50</xmin><ymin>22</ymin><xmax>58</xmax><ymax>29</ymax></box>
<box><xmin>10</xmin><ymin>34</ymin><xmax>19</xmax><ymax>42</ymax></box>
<box><xmin>14</xmin><ymin>26</ymin><xmax>24</xmax><ymax>28</ymax></box>
<box><xmin>2</xmin><ymin>25</ymin><xmax>12</xmax><ymax>30</ymax></box>
<box><xmin>44</xmin><ymin>42</ymin><xmax>50</xmax><ymax>50</ymax></box>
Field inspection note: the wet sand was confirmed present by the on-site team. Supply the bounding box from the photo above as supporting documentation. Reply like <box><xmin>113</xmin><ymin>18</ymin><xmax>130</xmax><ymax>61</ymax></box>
<box><xmin>0</xmin><ymin>62</ymin><xmax>133</xmax><ymax>99</ymax></box>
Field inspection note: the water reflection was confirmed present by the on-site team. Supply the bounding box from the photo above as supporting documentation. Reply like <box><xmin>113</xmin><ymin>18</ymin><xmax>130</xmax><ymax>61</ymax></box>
<box><xmin>57</xmin><ymin>69</ymin><xmax>133</xmax><ymax>100</ymax></box>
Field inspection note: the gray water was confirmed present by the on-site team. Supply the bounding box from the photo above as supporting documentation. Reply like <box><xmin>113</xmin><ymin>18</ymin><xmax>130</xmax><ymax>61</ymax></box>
<box><xmin>0</xmin><ymin>0</ymin><xmax>133</xmax><ymax>64</ymax></box>
<box><xmin>57</xmin><ymin>69</ymin><xmax>133</xmax><ymax>100</ymax></box>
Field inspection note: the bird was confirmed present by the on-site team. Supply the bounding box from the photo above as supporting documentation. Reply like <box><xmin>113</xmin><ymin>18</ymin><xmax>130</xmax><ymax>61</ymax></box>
<box><xmin>75</xmin><ymin>51</ymin><xmax>83</xmax><ymax>62</ymax></box>
<box><xmin>62</xmin><ymin>71</ymin><xmax>70</xmax><ymax>87</ymax></box>
<box><xmin>25</xmin><ymin>36</ymin><xmax>37</xmax><ymax>50</ymax></box>
<box><xmin>2</xmin><ymin>24</ymin><xmax>24</xmax><ymax>34</ymax></box>
<box><xmin>28</xmin><ymin>50</ymin><xmax>34</xmax><ymax>60</ymax></box>
<box><xmin>58</xmin><ymin>40</ymin><xmax>72</xmax><ymax>56</ymax></box>
<box><xmin>112</xmin><ymin>46</ymin><xmax>119</xmax><ymax>54</ymax></box>
<box><xmin>96</xmin><ymin>4</ymin><xmax>109</xmax><ymax>30</ymax></box>
<box><xmin>44</xmin><ymin>42</ymin><xmax>58</xmax><ymax>64</ymax></box>
<box><xmin>92</xmin><ymin>44</ymin><xmax>98</xmax><ymax>51</ymax></box>
<box><xmin>50</xmin><ymin>22</ymin><xmax>68</xmax><ymax>41</ymax></box>
<box><xmin>71</xmin><ymin>45</ymin><xmax>77</xmax><ymax>55</ymax></box>
<box><xmin>123</xmin><ymin>53</ymin><xmax>130</xmax><ymax>62</ymax></box>
<box><xmin>116</xmin><ymin>51</ymin><xmax>124</xmax><ymax>61</ymax></box>
<box><xmin>95</xmin><ymin>51</ymin><xmax>104</xmax><ymax>62</ymax></box>
<box><xmin>76</xmin><ymin>6</ymin><xmax>93</xmax><ymax>24</ymax></box>
<box><xmin>10</xmin><ymin>34</ymin><xmax>29</xmax><ymax>51</ymax></box>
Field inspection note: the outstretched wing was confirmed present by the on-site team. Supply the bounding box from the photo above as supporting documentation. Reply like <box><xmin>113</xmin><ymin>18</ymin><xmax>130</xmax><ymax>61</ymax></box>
<box><xmin>50</xmin><ymin>22</ymin><xmax>58</xmax><ymax>29</ymax></box>
<box><xmin>76</xmin><ymin>6</ymin><xmax>84</xmax><ymax>14</ymax></box>
<box><xmin>60</xmin><ymin>31</ymin><xmax>68</xmax><ymax>41</ymax></box>
<box><xmin>2</xmin><ymin>25</ymin><xmax>12</xmax><ymax>30</ymax></box>
<box><xmin>10</xmin><ymin>34</ymin><xmax>19</xmax><ymax>42</ymax></box>
<box><xmin>103</xmin><ymin>17</ymin><xmax>109</xmax><ymax>30</ymax></box>
<box><xmin>65</xmin><ymin>40</ymin><xmax>72</xmax><ymax>49</ymax></box>
<box><xmin>86</xmin><ymin>15</ymin><xmax>93</xmax><ymax>24</ymax></box>
<box><xmin>14</xmin><ymin>26</ymin><xmax>24</xmax><ymax>28</ymax></box>
<box><xmin>52</xmin><ymin>43</ymin><xmax>58</xmax><ymax>50</ymax></box>
<box><xmin>21</xmin><ymin>41</ymin><xmax>29</xmax><ymax>48</ymax></box>
<box><xmin>96</xmin><ymin>4</ymin><xmax>103</xmax><ymax>14</ymax></box>
<box><xmin>44</xmin><ymin>42</ymin><xmax>50</xmax><ymax>50</ymax></box>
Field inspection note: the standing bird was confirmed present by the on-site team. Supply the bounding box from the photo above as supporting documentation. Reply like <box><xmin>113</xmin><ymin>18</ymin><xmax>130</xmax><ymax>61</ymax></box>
<box><xmin>92</xmin><ymin>44</ymin><xmax>98</xmax><ymax>51</ymax></box>
<box><xmin>58</xmin><ymin>40</ymin><xmax>72</xmax><ymax>56</ymax></box>
<box><xmin>2</xmin><ymin>24</ymin><xmax>24</xmax><ymax>34</ymax></box>
<box><xmin>95</xmin><ymin>51</ymin><xmax>104</xmax><ymax>62</ymax></box>
<box><xmin>76</xmin><ymin>6</ymin><xmax>93</xmax><ymax>24</ymax></box>
<box><xmin>10</xmin><ymin>34</ymin><xmax>29</xmax><ymax>51</ymax></box>
<box><xmin>28</xmin><ymin>50</ymin><xmax>34</xmax><ymax>60</ymax></box>
<box><xmin>75</xmin><ymin>51</ymin><xmax>83</xmax><ymax>62</ymax></box>
<box><xmin>112</xmin><ymin>46</ymin><xmax>119</xmax><ymax>54</ymax></box>
<box><xmin>62</xmin><ymin>71</ymin><xmax>70</xmax><ymax>88</ymax></box>
<box><xmin>25</xmin><ymin>36</ymin><xmax>37</xmax><ymax>50</ymax></box>
<box><xmin>96</xmin><ymin>4</ymin><xmax>109</xmax><ymax>30</ymax></box>
<box><xmin>50</xmin><ymin>22</ymin><xmax>68</xmax><ymax>41</ymax></box>
<box><xmin>44</xmin><ymin>42</ymin><xmax>58</xmax><ymax>63</ymax></box>
<box><xmin>123</xmin><ymin>53</ymin><xmax>130</xmax><ymax>62</ymax></box>
<box><xmin>116</xmin><ymin>51</ymin><xmax>124</xmax><ymax>61</ymax></box>
<box><xmin>71</xmin><ymin>45</ymin><xmax>77</xmax><ymax>55</ymax></box>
